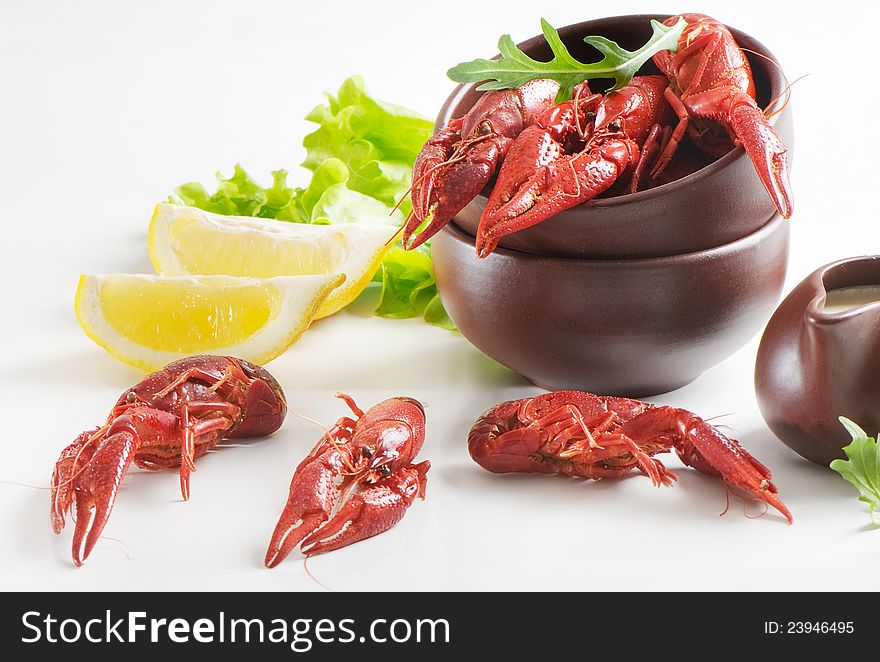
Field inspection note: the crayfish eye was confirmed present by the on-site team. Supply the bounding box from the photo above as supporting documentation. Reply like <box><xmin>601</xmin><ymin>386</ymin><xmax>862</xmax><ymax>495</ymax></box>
<box><xmin>379</xmin><ymin>465</ymin><xmax>391</xmax><ymax>477</ymax></box>
<box><xmin>608</xmin><ymin>120</ymin><xmax>622</xmax><ymax>133</ymax></box>
<box><xmin>478</xmin><ymin>120</ymin><xmax>492</xmax><ymax>136</ymax></box>
<box><xmin>585</xmin><ymin>111</ymin><xmax>596</xmax><ymax>122</ymax></box>
<box><xmin>126</xmin><ymin>391</ymin><xmax>137</xmax><ymax>404</ymax></box>
<box><xmin>361</xmin><ymin>446</ymin><xmax>374</xmax><ymax>458</ymax></box>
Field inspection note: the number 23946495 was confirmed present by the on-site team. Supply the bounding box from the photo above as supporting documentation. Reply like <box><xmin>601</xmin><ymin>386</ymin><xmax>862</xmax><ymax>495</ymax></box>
<box><xmin>764</xmin><ymin>622</ymin><xmax>854</xmax><ymax>635</ymax></box>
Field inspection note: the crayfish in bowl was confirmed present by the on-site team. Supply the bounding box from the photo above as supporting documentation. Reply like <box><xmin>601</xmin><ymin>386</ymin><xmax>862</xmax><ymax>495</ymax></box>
<box><xmin>264</xmin><ymin>394</ymin><xmax>430</xmax><ymax>566</ymax></box>
<box><xmin>469</xmin><ymin>391</ymin><xmax>792</xmax><ymax>523</ymax></box>
<box><xmin>51</xmin><ymin>355</ymin><xmax>287</xmax><ymax>566</ymax></box>
<box><xmin>404</xmin><ymin>13</ymin><xmax>792</xmax><ymax>256</ymax></box>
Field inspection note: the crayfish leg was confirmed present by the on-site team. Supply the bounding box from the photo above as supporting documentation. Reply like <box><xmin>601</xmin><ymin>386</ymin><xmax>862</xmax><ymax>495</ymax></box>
<box><xmin>300</xmin><ymin>461</ymin><xmax>430</xmax><ymax>557</ymax></box>
<box><xmin>648</xmin><ymin>88</ymin><xmax>690</xmax><ymax>180</ymax></box>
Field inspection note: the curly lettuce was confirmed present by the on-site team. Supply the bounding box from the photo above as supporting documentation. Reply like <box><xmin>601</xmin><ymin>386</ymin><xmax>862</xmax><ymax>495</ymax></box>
<box><xmin>831</xmin><ymin>418</ymin><xmax>880</xmax><ymax>526</ymax></box>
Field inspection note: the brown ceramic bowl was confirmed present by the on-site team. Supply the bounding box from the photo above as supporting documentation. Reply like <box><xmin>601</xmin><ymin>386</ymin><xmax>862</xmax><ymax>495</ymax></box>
<box><xmin>438</xmin><ymin>14</ymin><xmax>794</xmax><ymax>259</ymax></box>
<box><xmin>432</xmin><ymin>216</ymin><xmax>789</xmax><ymax>396</ymax></box>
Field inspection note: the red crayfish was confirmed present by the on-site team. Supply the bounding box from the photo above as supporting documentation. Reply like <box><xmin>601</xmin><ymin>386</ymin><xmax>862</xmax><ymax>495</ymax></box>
<box><xmin>651</xmin><ymin>13</ymin><xmax>792</xmax><ymax>219</ymax></box>
<box><xmin>403</xmin><ymin>78</ymin><xmax>560</xmax><ymax>250</ymax></box>
<box><xmin>264</xmin><ymin>394</ymin><xmax>430</xmax><ymax>566</ymax></box>
<box><xmin>405</xmin><ymin>13</ymin><xmax>792</xmax><ymax>255</ymax></box>
<box><xmin>51</xmin><ymin>356</ymin><xmax>287</xmax><ymax>566</ymax></box>
<box><xmin>468</xmin><ymin>391</ymin><xmax>792</xmax><ymax>523</ymax></box>
<box><xmin>476</xmin><ymin>75</ymin><xmax>683</xmax><ymax>257</ymax></box>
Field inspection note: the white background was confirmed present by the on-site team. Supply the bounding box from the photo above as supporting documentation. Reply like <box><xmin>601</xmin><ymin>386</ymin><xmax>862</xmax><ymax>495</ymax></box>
<box><xmin>1</xmin><ymin>0</ymin><xmax>878</xmax><ymax>591</ymax></box>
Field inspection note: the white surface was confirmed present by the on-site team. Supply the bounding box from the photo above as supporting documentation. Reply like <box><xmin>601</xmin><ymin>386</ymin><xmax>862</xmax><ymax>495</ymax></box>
<box><xmin>1</xmin><ymin>0</ymin><xmax>879</xmax><ymax>592</ymax></box>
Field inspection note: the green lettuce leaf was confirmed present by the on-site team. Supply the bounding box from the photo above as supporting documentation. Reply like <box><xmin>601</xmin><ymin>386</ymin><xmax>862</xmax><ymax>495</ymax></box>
<box><xmin>303</xmin><ymin>158</ymin><xmax>404</xmax><ymax>226</ymax></box>
<box><xmin>302</xmin><ymin>75</ymin><xmax>434</xmax><ymax>212</ymax></box>
<box><xmin>375</xmin><ymin>247</ymin><xmax>437</xmax><ymax>319</ymax></box>
<box><xmin>169</xmin><ymin>77</ymin><xmax>454</xmax><ymax>330</ymax></box>
<box><xmin>172</xmin><ymin>165</ymin><xmax>305</xmax><ymax>221</ymax></box>
<box><xmin>830</xmin><ymin>417</ymin><xmax>880</xmax><ymax>526</ymax></box>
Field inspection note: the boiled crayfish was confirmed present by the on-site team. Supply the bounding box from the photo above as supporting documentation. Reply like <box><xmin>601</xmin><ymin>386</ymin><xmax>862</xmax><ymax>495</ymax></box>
<box><xmin>651</xmin><ymin>13</ymin><xmax>792</xmax><ymax>218</ymax></box>
<box><xmin>476</xmin><ymin>75</ymin><xmax>684</xmax><ymax>257</ymax></box>
<box><xmin>403</xmin><ymin>78</ymin><xmax>560</xmax><ymax>250</ymax></box>
<box><xmin>468</xmin><ymin>391</ymin><xmax>792</xmax><ymax>523</ymax></box>
<box><xmin>265</xmin><ymin>394</ymin><xmax>430</xmax><ymax>566</ymax></box>
<box><xmin>51</xmin><ymin>356</ymin><xmax>287</xmax><ymax>566</ymax></box>
<box><xmin>405</xmin><ymin>13</ymin><xmax>792</xmax><ymax>256</ymax></box>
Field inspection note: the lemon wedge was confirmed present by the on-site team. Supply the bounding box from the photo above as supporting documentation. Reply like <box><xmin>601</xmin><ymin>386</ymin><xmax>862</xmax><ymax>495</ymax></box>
<box><xmin>148</xmin><ymin>203</ymin><xmax>397</xmax><ymax>318</ymax></box>
<box><xmin>75</xmin><ymin>273</ymin><xmax>343</xmax><ymax>371</ymax></box>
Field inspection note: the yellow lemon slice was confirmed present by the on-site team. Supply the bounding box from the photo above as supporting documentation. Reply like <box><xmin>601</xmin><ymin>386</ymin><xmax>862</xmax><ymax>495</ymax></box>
<box><xmin>148</xmin><ymin>203</ymin><xmax>397</xmax><ymax>318</ymax></box>
<box><xmin>75</xmin><ymin>273</ymin><xmax>343</xmax><ymax>371</ymax></box>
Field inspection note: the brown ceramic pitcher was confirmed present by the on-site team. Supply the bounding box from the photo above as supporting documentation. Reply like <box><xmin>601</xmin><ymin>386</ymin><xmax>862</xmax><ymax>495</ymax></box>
<box><xmin>755</xmin><ymin>256</ymin><xmax>880</xmax><ymax>465</ymax></box>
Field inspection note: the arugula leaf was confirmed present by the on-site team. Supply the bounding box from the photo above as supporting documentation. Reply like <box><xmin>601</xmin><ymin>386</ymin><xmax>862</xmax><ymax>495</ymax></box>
<box><xmin>447</xmin><ymin>17</ymin><xmax>686</xmax><ymax>101</ymax></box>
<box><xmin>170</xmin><ymin>77</ymin><xmax>454</xmax><ymax>330</ymax></box>
<box><xmin>830</xmin><ymin>417</ymin><xmax>880</xmax><ymax>526</ymax></box>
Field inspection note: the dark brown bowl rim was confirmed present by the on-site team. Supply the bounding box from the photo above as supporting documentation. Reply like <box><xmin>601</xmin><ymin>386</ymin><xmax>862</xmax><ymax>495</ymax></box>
<box><xmin>443</xmin><ymin>213</ymin><xmax>786</xmax><ymax>266</ymax></box>
<box><xmin>437</xmin><ymin>13</ymin><xmax>788</xmax><ymax>209</ymax></box>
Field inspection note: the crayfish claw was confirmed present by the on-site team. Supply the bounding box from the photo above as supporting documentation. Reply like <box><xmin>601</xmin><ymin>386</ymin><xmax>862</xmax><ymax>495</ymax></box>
<box><xmin>264</xmin><ymin>450</ymin><xmax>344</xmax><ymax>568</ymax></box>
<box><xmin>406</xmin><ymin>80</ymin><xmax>561</xmax><ymax>251</ymax></box>
<box><xmin>476</xmin><ymin>141</ymin><xmax>638</xmax><ymax>257</ymax></box>
<box><xmin>264</xmin><ymin>512</ymin><xmax>329</xmax><ymax>569</ymax></box>
<box><xmin>69</xmin><ymin>426</ymin><xmax>140</xmax><ymax>565</ymax></box>
<box><xmin>729</xmin><ymin>100</ymin><xmax>793</xmax><ymax>219</ymax></box>
<box><xmin>300</xmin><ymin>462</ymin><xmax>429</xmax><ymax>557</ymax></box>
<box><xmin>676</xmin><ymin>414</ymin><xmax>793</xmax><ymax>524</ymax></box>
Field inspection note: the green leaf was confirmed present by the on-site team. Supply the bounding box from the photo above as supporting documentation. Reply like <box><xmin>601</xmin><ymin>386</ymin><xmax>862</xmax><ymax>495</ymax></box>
<box><xmin>302</xmin><ymin>75</ymin><xmax>434</xmax><ymax>211</ymax></box>
<box><xmin>310</xmin><ymin>182</ymin><xmax>405</xmax><ymax>226</ymax></box>
<box><xmin>424</xmin><ymin>293</ymin><xmax>457</xmax><ymax>330</ymax></box>
<box><xmin>448</xmin><ymin>17</ymin><xmax>686</xmax><ymax>101</ymax></box>
<box><xmin>373</xmin><ymin>247</ymin><xmax>457</xmax><ymax>331</ymax></box>
<box><xmin>171</xmin><ymin>165</ymin><xmax>306</xmax><ymax>222</ymax></box>
<box><xmin>375</xmin><ymin>247</ymin><xmax>436</xmax><ymax>318</ymax></box>
<box><xmin>830</xmin><ymin>417</ymin><xmax>880</xmax><ymax>526</ymax></box>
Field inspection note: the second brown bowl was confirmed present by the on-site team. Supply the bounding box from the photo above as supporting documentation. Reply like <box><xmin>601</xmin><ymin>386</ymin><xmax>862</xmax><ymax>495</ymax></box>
<box><xmin>433</xmin><ymin>216</ymin><xmax>789</xmax><ymax>396</ymax></box>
